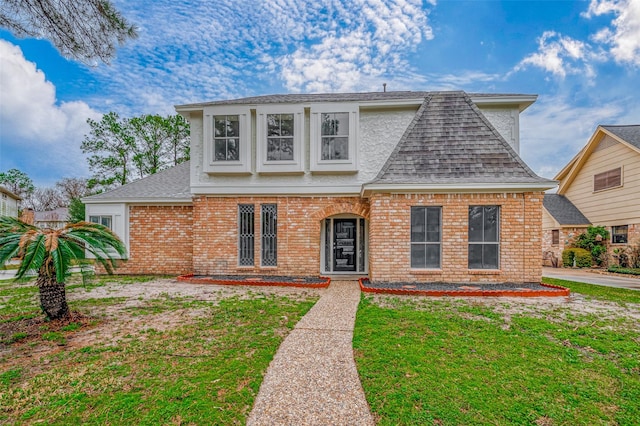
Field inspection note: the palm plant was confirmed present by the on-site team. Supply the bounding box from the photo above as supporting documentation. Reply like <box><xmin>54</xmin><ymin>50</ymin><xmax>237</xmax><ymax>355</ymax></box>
<box><xmin>0</xmin><ymin>216</ymin><xmax>126</xmax><ymax>320</ymax></box>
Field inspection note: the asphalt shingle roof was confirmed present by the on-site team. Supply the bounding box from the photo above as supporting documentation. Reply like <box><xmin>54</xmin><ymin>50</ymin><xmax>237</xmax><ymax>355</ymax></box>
<box><xmin>175</xmin><ymin>91</ymin><xmax>534</xmax><ymax>108</ymax></box>
<box><xmin>543</xmin><ymin>194</ymin><xmax>591</xmax><ymax>225</ymax></box>
<box><xmin>602</xmin><ymin>125</ymin><xmax>640</xmax><ymax>150</ymax></box>
<box><xmin>83</xmin><ymin>161</ymin><xmax>191</xmax><ymax>202</ymax></box>
<box><xmin>370</xmin><ymin>91</ymin><xmax>553</xmax><ymax>185</ymax></box>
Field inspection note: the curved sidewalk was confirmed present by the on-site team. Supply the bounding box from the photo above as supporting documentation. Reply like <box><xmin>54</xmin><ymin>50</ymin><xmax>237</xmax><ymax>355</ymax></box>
<box><xmin>247</xmin><ymin>280</ymin><xmax>374</xmax><ymax>425</ymax></box>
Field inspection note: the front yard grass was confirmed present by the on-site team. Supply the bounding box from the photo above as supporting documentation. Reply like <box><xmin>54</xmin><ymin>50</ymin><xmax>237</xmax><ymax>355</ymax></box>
<box><xmin>354</xmin><ymin>282</ymin><xmax>640</xmax><ymax>425</ymax></box>
<box><xmin>0</xmin><ymin>277</ymin><xmax>318</xmax><ymax>425</ymax></box>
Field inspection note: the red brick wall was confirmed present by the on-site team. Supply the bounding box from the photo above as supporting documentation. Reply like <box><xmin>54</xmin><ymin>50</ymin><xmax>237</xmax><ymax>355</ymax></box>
<box><xmin>114</xmin><ymin>205</ymin><xmax>193</xmax><ymax>275</ymax></box>
<box><xmin>368</xmin><ymin>192</ymin><xmax>544</xmax><ymax>283</ymax></box>
<box><xmin>192</xmin><ymin>196</ymin><xmax>369</xmax><ymax>276</ymax></box>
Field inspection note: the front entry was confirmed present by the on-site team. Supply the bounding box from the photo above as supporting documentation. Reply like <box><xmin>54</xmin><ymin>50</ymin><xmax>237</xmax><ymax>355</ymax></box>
<box><xmin>322</xmin><ymin>216</ymin><xmax>367</xmax><ymax>274</ymax></box>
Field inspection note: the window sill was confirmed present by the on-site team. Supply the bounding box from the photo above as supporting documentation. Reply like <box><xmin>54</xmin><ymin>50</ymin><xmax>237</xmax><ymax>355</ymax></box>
<box><xmin>468</xmin><ymin>269</ymin><xmax>502</xmax><ymax>275</ymax></box>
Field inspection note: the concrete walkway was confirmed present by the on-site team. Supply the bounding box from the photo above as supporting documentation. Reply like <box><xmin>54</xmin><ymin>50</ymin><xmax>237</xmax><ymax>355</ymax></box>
<box><xmin>247</xmin><ymin>280</ymin><xmax>374</xmax><ymax>425</ymax></box>
<box><xmin>543</xmin><ymin>267</ymin><xmax>640</xmax><ymax>291</ymax></box>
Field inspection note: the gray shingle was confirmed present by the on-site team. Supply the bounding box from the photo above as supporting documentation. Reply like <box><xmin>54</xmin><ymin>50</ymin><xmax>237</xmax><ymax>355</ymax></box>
<box><xmin>83</xmin><ymin>161</ymin><xmax>191</xmax><ymax>202</ymax></box>
<box><xmin>175</xmin><ymin>91</ymin><xmax>534</xmax><ymax>108</ymax></box>
<box><xmin>370</xmin><ymin>91</ymin><xmax>554</xmax><ymax>185</ymax></box>
<box><xmin>543</xmin><ymin>194</ymin><xmax>591</xmax><ymax>226</ymax></box>
<box><xmin>601</xmin><ymin>125</ymin><xmax>640</xmax><ymax>150</ymax></box>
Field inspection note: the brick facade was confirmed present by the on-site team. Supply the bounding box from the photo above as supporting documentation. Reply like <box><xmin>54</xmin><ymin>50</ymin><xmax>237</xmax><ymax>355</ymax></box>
<box><xmin>115</xmin><ymin>205</ymin><xmax>193</xmax><ymax>275</ymax></box>
<box><xmin>368</xmin><ymin>192</ymin><xmax>544</xmax><ymax>283</ymax></box>
<box><xmin>113</xmin><ymin>193</ymin><xmax>546</xmax><ymax>284</ymax></box>
<box><xmin>192</xmin><ymin>196</ymin><xmax>369</xmax><ymax>276</ymax></box>
<box><xmin>542</xmin><ymin>227</ymin><xmax>587</xmax><ymax>267</ymax></box>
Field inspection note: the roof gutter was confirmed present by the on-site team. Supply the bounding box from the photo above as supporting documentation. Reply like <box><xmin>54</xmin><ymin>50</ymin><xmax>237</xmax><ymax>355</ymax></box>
<box><xmin>361</xmin><ymin>182</ymin><xmax>557</xmax><ymax>197</ymax></box>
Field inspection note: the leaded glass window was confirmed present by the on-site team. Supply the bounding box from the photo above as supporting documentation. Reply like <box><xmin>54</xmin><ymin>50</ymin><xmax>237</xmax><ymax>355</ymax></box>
<box><xmin>468</xmin><ymin>206</ymin><xmax>500</xmax><ymax>269</ymax></box>
<box><xmin>213</xmin><ymin>115</ymin><xmax>240</xmax><ymax>161</ymax></box>
<box><xmin>266</xmin><ymin>114</ymin><xmax>294</xmax><ymax>161</ymax></box>
<box><xmin>238</xmin><ymin>204</ymin><xmax>254</xmax><ymax>266</ymax></box>
<box><xmin>321</xmin><ymin>112</ymin><xmax>349</xmax><ymax>160</ymax></box>
<box><xmin>261</xmin><ymin>204</ymin><xmax>277</xmax><ymax>266</ymax></box>
<box><xmin>410</xmin><ymin>207</ymin><xmax>441</xmax><ymax>268</ymax></box>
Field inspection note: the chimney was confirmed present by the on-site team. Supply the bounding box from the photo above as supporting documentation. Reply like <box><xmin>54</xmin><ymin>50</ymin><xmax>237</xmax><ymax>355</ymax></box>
<box><xmin>383</xmin><ymin>83</ymin><xmax>387</xmax><ymax>92</ymax></box>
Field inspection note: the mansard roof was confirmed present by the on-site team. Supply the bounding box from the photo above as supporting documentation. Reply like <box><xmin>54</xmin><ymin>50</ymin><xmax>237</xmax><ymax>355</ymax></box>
<box><xmin>367</xmin><ymin>91</ymin><xmax>553</xmax><ymax>187</ymax></box>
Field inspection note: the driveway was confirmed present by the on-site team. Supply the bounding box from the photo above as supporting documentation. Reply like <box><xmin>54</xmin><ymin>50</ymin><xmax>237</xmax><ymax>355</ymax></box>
<box><xmin>543</xmin><ymin>267</ymin><xmax>640</xmax><ymax>291</ymax></box>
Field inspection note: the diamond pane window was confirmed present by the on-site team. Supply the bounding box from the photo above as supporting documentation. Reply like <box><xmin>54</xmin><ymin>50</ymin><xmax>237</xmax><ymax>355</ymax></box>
<box><xmin>261</xmin><ymin>204</ymin><xmax>277</xmax><ymax>266</ymax></box>
<box><xmin>238</xmin><ymin>204</ymin><xmax>255</xmax><ymax>266</ymax></box>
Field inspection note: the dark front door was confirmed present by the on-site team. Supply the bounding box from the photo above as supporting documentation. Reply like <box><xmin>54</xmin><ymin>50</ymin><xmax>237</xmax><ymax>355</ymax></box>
<box><xmin>333</xmin><ymin>219</ymin><xmax>357</xmax><ymax>272</ymax></box>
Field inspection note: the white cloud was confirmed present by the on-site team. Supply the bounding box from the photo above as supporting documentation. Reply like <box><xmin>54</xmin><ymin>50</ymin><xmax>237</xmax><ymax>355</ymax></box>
<box><xmin>584</xmin><ymin>0</ymin><xmax>640</xmax><ymax>66</ymax></box>
<box><xmin>519</xmin><ymin>96</ymin><xmax>623</xmax><ymax>178</ymax></box>
<box><xmin>514</xmin><ymin>31</ymin><xmax>593</xmax><ymax>78</ymax></box>
<box><xmin>0</xmin><ymin>40</ymin><xmax>100</xmax><ymax>185</ymax></box>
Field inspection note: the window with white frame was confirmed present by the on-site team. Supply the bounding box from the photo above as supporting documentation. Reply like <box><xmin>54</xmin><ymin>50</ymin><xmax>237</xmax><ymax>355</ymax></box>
<box><xmin>214</xmin><ymin>115</ymin><xmax>240</xmax><ymax>161</ymax></box>
<box><xmin>203</xmin><ymin>106</ymin><xmax>251</xmax><ymax>173</ymax></box>
<box><xmin>612</xmin><ymin>225</ymin><xmax>628</xmax><ymax>244</ymax></box>
<box><xmin>310</xmin><ymin>104</ymin><xmax>358</xmax><ymax>172</ymax></box>
<box><xmin>468</xmin><ymin>206</ymin><xmax>500</xmax><ymax>269</ymax></box>
<box><xmin>257</xmin><ymin>106</ymin><xmax>303</xmax><ymax>173</ymax></box>
<box><xmin>89</xmin><ymin>215</ymin><xmax>113</xmax><ymax>230</ymax></box>
<box><xmin>410</xmin><ymin>206</ymin><xmax>441</xmax><ymax>269</ymax></box>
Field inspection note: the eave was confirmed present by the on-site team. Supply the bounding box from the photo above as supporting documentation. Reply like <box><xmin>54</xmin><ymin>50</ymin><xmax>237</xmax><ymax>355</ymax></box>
<box><xmin>361</xmin><ymin>182</ymin><xmax>557</xmax><ymax>198</ymax></box>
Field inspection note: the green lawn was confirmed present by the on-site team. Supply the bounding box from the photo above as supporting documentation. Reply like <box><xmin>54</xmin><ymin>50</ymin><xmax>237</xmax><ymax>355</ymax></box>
<box><xmin>0</xmin><ymin>277</ymin><xmax>318</xmax><ymax>425</ymax></box>
<box><xmin>354</xmin><ymin>282</ymin><xmax>640</xmax><ymax>425</ymax></box>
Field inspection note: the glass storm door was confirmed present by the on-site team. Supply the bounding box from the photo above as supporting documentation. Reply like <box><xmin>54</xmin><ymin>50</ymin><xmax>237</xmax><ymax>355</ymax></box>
<box><xmin>333</xmin><ymin>219</ymin><xmax>357</xmax><ymax>272</ymax></box>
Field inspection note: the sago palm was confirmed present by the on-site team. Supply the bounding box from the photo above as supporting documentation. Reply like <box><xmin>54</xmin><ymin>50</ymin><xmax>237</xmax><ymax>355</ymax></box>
<box><xmin>0</xmin><ymin>216</ymin><xmax>126</xmax><ymax>320</ymax></box>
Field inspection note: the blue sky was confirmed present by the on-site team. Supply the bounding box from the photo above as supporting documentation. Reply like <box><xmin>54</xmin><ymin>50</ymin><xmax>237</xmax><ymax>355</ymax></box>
<box><xmin>1</xmin><ymin>0</ymin><xmax>639</xmax><ymax>187</ymax></box>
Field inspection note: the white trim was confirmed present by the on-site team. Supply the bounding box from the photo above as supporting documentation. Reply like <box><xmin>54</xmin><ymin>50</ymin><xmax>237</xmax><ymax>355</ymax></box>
<box><xmin>83</xmin><ymin>198</ymin><xmax>192</xmax><ymax>204</ymax></box>
<box><xmin>190</xmin><ymin>184</ymin><xmax>362</xmax><ymax>195</ymax></box>
<box><xmin>203</xmin><ymin>105</ymin><xmax>251</xmax><ymax>174</ymax></box>
<box><xmin>361</xmin><ymin>182</ymin><xmax>556</xmax><ymax>197</ymax></box>
<box><xmin>257</xmin><ymin>106</ymin><xmax>304</xmax><ymax>173</ymax></box>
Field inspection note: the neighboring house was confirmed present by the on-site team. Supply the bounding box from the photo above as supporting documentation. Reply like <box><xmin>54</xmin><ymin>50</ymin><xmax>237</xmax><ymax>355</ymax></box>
<box><xmin>542</xmin><ymin>125</ymin><xmax>640</xmax><ymax>263</ymax></box>
<box><xmin>84</xmin><ymin>91</ymin><xmax>555</xmax><ymax>283</ymax></box>
<box><xmin>0</xmin><ymin>186</ymin><xmax>21</xmax><ymax>218</ymax></box>
<box><xmin>34</xmin><ymin>207</ymin><xmax>70</xmax><ymax>229</ymax></box>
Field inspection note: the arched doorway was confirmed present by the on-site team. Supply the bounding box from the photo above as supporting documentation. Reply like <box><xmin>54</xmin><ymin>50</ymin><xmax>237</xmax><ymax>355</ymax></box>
<box><xmin>321</xmin><ymin>215</ymin><xmax>368</xmax><ymax>274</ymax></box>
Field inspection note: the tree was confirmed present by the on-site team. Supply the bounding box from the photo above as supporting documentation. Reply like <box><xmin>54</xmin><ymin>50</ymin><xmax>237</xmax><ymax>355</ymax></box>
<box><xmin>0</xmin><ymin>0</ymin><xmax>137</xmax><ymax>65</ymax></box>
<box><xmin>82</xmin><ymin>113</ymin><xmax>190</xmax><ymax>192</ymax></box>
<box><xmin>0</xmin><ymin>216</ymin><xmax>126</xmax><ymax>320</ymax></box>
<box><xmin>81</xmin><ymin>112</ymin><xmax>136</xmax><ymax>191</ymax></box>
<box><xmin>67</xmin><ymin>198</ymin><xmax>86</xmax><ymax>223</ymax></box>
<box><xmin>56</xmin><ymin>177</ymin><xmax>90</xmax><ymax>203</ymax></box>
<box><xmin>573</xmin><ymin>225</ymin><xmax>610</xmax><ymax>266</ymax></box>
<box><xmin>23</xmin><ymin>187</ymin><xmax>65</xmax><ymax>211</ymax></box>
<box><xmin>0</xmin><ymin>168</ymin><xmax>34</xmax><ymax>200</ymax></box>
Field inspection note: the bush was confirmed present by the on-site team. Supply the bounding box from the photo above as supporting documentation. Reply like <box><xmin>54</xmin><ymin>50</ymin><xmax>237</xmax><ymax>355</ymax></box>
<box><xmin>607</xmin><ymin>265</ymin><xmax>640</xmax><ymax>275</ymax></box>
<box><xmin>573</xmin><ymin>226</ymin><xmax>610</xmax><ymax>266</ymax></box>
<box><xmin>562</xmin><ymin>248</ymin><xmax>592</xmax><ymax>268</ymax></box>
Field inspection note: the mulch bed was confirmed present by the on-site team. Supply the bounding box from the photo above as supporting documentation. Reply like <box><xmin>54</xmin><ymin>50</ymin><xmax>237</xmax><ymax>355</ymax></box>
<box><xmin>177</xmin><ymin>274</ymin><xmax>331</xmax><ymax>288</ymax></box>
<box><xmin>360</xmin><ymin>278</ymin><xmax>569</xmax><ymax>297</ymax></box>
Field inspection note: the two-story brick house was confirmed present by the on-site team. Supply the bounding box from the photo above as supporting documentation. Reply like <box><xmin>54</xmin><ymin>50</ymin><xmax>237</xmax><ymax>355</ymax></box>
<box><xmin>84</xmin><ymin>91</ymin><xmax>555</xmax><ymax>284</ymax></box>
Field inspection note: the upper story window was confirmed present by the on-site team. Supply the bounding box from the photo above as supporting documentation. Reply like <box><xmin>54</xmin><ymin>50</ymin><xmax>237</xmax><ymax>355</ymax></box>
<box><xmin>214</xmin><ymin>115</ymin><xmax>240</xmax><ymax>161</ymax></box>
<box><xmin>267</xmin><ymin>114</ymin><xmax>295</xmax><ymax>161</ymax></box>
<box><xmin>203</xmin><ymin>106</ymin><xmax>251</xmax><ymax>174</ymax></box>
<box><xmin>257</xmin><ymin>106</ymin><xmax>303</xmax><ymax>173</ymax></box>
<box><xmin>310</xmin><ymin>103</ymin><xmax>358</xmax><ymax>173</ymax></box>
<box><xmin>594</xmin><ymin>167</ymin><xmax>622</xmax><ymax>192</ymax></box>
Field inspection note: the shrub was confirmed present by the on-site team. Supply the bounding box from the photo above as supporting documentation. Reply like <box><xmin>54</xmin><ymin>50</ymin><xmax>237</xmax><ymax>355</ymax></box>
<box><xmin>573</xmin><ymin>226</ymin><xmax>609</xmax><ymax>266</ymax></box>
<box><xmin>607</xmin><ymin>265</ymin><xmax>640</xmax><ymax>275</ymax></box>
<box><xmin>562</xmin><ymin>248</ymin><xmax>592</xmax><ymax>268</ymax></box>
